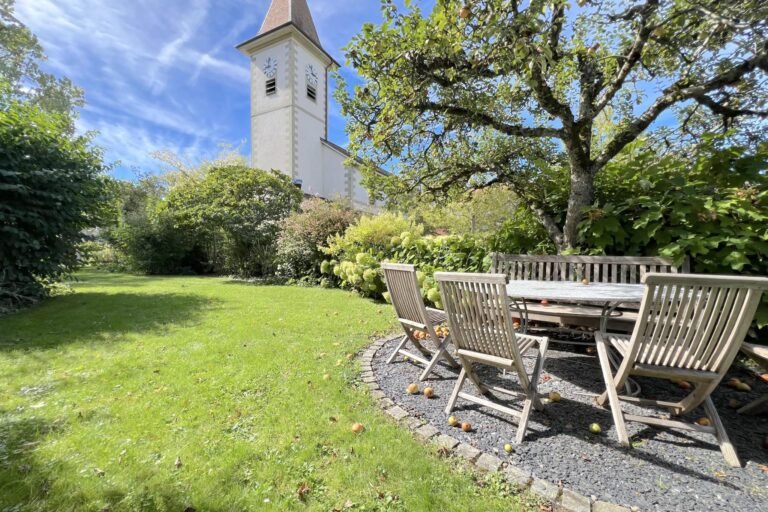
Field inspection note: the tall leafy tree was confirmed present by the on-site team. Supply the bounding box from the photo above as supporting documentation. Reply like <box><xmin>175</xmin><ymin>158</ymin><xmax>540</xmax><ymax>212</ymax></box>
<box><xmin>0</xmin><ymin>0</ymin><xmax>83</xmax><ymax>117</ymax></box>
<box><xmin>339</xmin><ymin>0</ymin><xmax>768</xmax><ymax>250</ymax></box>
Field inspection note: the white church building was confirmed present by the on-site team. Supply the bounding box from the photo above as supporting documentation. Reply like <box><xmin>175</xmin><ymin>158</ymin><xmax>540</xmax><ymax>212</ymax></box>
<box><xmin>237</xmin><ymin>0</ymin><xmax>380</xmax><ymax>211</ymax></box>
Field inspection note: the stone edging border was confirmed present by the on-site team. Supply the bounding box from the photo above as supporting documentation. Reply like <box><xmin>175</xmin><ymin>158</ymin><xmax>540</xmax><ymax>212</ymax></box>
<box><xmin>358</xmin><ymin>336</ymin><xmax>637</xmax><ymax>512</ymax></box>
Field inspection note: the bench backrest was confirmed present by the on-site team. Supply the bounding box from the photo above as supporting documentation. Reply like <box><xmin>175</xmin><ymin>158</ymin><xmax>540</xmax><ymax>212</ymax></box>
<box><xmin>491</xmin><ymin>254</ymin><xmax>690</xmax><ymax>284</ymax></box>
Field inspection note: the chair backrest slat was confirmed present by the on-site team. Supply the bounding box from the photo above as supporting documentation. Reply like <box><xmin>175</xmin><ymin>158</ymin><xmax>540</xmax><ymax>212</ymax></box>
<box><xmin>491</xmin><ymin>254</ymin><xmax>687</xmax><ymax>284</ymax></box>
<box><xmin>627</xmin><ymin>274</ymin><xmax>768</xmax><ymax>374</ymax></box>
<box><xmin>381</xmin><ymin>263</ymin><xmax>434</xmax><ymax>333</ymax></box>
<box><xmin>436</xmin><ymin>272</ymin><xmax>526</xmax><ymax>374</ymax></box>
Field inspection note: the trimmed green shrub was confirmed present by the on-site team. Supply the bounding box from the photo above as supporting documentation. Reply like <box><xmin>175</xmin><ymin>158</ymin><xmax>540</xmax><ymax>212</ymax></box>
<box><xmin>0</xmin><ymin>102</ymin><xmax>111</xmax><ymax>312</ymax></box>
<box><xmin>323</xmin><ymin>213</ymin><xmax>489</xmax><ymax>304</ymax></box>
<box><xmin>276</xmin><ymin>198</ymin><xmax>358</xmax><ymax>281</ymax></box>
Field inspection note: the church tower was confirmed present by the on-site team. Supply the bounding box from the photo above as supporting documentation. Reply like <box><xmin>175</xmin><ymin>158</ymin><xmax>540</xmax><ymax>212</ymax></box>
<box><xmin>236</xmin><ymin>0</ymin><xmax>339</xmax><ymax>197</ymax></box>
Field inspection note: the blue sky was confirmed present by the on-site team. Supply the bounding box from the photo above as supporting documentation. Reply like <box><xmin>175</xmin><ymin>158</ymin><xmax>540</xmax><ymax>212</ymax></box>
<box><xmin>15</xmin><ymin>0</ymin><xmax>429</xmax><ymax>180</ymax></box>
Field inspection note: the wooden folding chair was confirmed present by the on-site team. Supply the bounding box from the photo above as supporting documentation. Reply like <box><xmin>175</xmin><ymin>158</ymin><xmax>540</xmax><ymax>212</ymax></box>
<box><xmin>595</xmin><ymin>273</ymin><xmax>768</xmax><ymax>467</ymax></box>
<box><xmin>435</xmin><ymin>272</ymin><xmax>550</xmax><ymax>443</ymax></box>
<box><xmin>738</xmin><ymin>343</ymin><xmax>768</xmax><ymax>414</ymax></box>
<box><xmin>381</xmin><ymin>263</ymin><xmax>459</xmax><ymax>381</ymax></box>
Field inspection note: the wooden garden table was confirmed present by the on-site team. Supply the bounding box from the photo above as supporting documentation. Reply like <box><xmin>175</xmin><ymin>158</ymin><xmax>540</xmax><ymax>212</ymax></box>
<box><xmin>505</xmin><ymin>280</ymin><xmax>645</xmax><ymax>332</ymax></box>
<box><xmin>505</xmin><ymin>279</ymin><xmax>646</xmax><ymax>396</ymax></box>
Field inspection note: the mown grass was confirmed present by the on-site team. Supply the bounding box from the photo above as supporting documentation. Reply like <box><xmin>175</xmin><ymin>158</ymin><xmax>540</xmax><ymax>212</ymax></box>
<box><xmin>0</xmin><ymin>271</ymin><xmax>533</xmax><ymax>511</ymax></box>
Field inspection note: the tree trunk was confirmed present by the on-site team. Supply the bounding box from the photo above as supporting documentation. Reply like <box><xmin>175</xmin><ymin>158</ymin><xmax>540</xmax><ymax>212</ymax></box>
<box><xmin>562</xmin><ymin>166</ymin><xmax>594</xmax><ymax>250</ymax></box>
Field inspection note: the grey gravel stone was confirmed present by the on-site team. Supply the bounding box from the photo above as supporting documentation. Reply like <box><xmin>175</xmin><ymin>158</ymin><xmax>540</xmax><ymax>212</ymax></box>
<box><xmin>385</xmin><ymin>405</ymin><xmax>409</xmax><ymax>421</ymax></box>
<box><xmin>592</xmin><ymin>501</ymin><xmax>630</xmax><ymax>512</ymax></box>
<box><xmin>558</xmin><ymin>489</ymin><xmax>591</xmax><ymax>512</ymax></box>
<box><xmin>414</xmin><ymin>424</ymin><xmax>439</xmax><ymax>440</ymax></box>
<box><xmin>371</xmin><ymin>336</ymin><xmax>768</xmax><ymax>512</ymax></box>
<box><xmin>433</xmin><ymin>434</ymin><xmax>459</xmax><ymax>450</ymax></box>
<box><xmin>454</xmin><ymin>443</ymin><xmax>481</xmax><ymax>462</ymax></box>
<box><xmin>475</xmin><ymin>453</ymin><xmax>503</xmax><ymax>472</ymax></box>
<box><xmin>531</xmin><ymin>478</ymin><xmax>561</xmax><ymax>502</ymax></box>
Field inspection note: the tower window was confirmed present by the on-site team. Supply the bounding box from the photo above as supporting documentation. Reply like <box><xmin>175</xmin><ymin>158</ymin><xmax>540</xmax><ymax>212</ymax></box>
<box><xmin>307</xmin><ymin>84</ymin><xmax>317</xmax><ymax>101</ymax></box>
<box><xmin>266</xmin><ymin>78</ymin><xmax>277</xmax><ymax>96</ymax></box>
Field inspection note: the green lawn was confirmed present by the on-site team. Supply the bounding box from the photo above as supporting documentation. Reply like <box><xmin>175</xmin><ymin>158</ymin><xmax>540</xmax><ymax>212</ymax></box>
<box><xmin>0</xmin><ymin>271</ymin><xmax>532</xmax><ymax>511</ymax></box>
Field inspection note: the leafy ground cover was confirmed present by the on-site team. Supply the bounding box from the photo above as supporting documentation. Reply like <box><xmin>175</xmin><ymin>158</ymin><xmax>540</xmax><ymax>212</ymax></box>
<box><xmin>0</xmin><ymin>271</ymin><xmax>532</xmax><ymax>511</ymax></box>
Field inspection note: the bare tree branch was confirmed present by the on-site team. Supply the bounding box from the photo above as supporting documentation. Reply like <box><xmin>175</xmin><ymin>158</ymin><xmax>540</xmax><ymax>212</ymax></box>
<box><xmin>416</xmin><ymin>101</ymin><xmax>564</xmax><ymax>139</ymax></box>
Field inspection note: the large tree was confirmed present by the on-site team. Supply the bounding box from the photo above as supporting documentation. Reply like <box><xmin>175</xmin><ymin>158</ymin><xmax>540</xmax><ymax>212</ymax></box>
<box><xmin>339</xmin><ymin>0</ymin><xmax>768</xmax><ymax>251</ymax></box>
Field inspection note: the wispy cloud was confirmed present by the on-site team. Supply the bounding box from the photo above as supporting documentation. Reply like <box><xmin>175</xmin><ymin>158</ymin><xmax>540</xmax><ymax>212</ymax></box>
<box><xmin>13</xmin><ymin>0</ymin><xmax>398</xmax><ymax>176</ymax></box>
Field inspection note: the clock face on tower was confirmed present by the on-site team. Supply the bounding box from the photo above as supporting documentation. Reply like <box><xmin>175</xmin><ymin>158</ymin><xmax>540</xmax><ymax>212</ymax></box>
<box><xmin>305</xmin><ymin>64</ymin><xmax>319</xmax><ymax>87</ymax></box>
<box><xmin>263</xmin><ymin>57</ymin><xmax>278</xmax><ymax>78</ymax></box>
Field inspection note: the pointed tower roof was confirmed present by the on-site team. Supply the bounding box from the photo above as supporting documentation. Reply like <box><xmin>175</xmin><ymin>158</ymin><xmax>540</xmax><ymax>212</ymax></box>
<box><xmin>259</xmin><ymin>0</ymin><xmax>321</xmax><ymax>48</ymax></box>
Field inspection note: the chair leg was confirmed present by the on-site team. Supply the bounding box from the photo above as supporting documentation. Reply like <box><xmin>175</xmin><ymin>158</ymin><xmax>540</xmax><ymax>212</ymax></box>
<box><xmin>516</xmin><ymin>396</ymin><xmax>534</xmax><ymax>444</ymax></box>
<box><xmin>596</xmin><ymin>337</ymin><xmax>630</xmax><ymax>446</ymax></box>
<box><xmin>703</xmin><ymin>397</ymin><xmax>741</xmax><ymax>468</ymax></box>
<box><xmin>445</xmin><ymin>367</ymin><xmax>467</xmax><ymax>414</ymax></box>
<box><xmin>527</xmin><ymin>338</ymin><xmax>549</xmax><ymax>412</ymax></box>
<box><xmin>386</xmin><ymin>335</ymin><xmax>409</xmax><ymax>364</ymax></box>
<box><xmin>737</xmin><ymin>393</ymin><xmax>768</xmax><ymax>415</ymax></box>
<box><xmin>419</xmin><ymin>335</ymin><xmax>457</xmax><ymax>381</ymax></box>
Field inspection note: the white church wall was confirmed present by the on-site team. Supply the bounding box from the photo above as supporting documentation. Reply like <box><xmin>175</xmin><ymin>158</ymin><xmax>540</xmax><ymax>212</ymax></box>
<box><xmin>296</xmin><ymin>111</ymin><xmax>326</xmax><ymax>195</ymax></box>
<box><xmin>320</xmin><ymin>143</ymin><xmax>351</xmax><ymax>201</ymax></box>
<box><xmin>250</xmin><ymin>40</ymin><xmax>294</xmax><ymax>176</ymax></box>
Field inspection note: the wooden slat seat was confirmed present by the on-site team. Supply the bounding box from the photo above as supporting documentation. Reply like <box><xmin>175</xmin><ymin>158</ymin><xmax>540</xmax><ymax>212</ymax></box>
<box><xmin>436</xmin><ymin>272</ymin><xmax>550</xmax><ymax>443</ymax></box>
<box><xmin>382</xmin><ymin>263</ymin><xmax>459</xmax><ymax>381</ymax></box>
<box><xmin>595</xmin><ymin>273</ymin><xmax>768</xmax><ymax>467</ymax></box>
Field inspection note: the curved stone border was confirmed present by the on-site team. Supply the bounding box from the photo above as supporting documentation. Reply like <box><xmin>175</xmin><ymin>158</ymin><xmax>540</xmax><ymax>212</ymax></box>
<box><xmin>358</xmin><ymin>337</ymin><xmax>635</xmax><ymax>512</ymax></box>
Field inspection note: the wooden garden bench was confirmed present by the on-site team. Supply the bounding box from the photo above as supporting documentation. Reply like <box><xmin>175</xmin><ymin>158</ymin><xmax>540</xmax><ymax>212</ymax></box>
<box><xmin>491</xmin><ymin>254</ymin><xmax>690</xmax><ymax>333</ymax></box>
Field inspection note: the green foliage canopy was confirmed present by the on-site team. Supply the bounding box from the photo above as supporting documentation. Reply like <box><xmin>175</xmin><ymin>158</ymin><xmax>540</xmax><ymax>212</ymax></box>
<box><xmin>338</xmin><ymin>0</ymin><xmax>768</xmax><ymax>250</ymax></box>
<box><xmin>0</xmin><ymin>102</ymin><xmax>110</xmax><ymax>309</ymax></box>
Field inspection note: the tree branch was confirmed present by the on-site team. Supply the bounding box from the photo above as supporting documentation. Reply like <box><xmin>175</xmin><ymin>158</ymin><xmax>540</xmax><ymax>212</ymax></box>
<box><xmin>693</xmin><ymin>94</ymin><xmax>768</xmax><ymax>118</ymax></box>
<box><xmin>593</xmin><ymin>46</ymin><xmax>768</xmax><ymax>170</ymax></box>
<box><xmin>415</xmin><ymin>101</ymin><xmax>564</xmax><ymax>139</ymax></box>
<box><xmin>592</xmin><ymin>0</ymin><xmax>660</xmax><ymax>117</ymax></box>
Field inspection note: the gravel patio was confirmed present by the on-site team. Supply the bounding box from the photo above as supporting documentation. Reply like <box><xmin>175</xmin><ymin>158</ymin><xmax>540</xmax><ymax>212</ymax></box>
<box><xmin>371</xmin><ymin>336</ymin><xmax>768</xmax><ymax>511</ymax></box>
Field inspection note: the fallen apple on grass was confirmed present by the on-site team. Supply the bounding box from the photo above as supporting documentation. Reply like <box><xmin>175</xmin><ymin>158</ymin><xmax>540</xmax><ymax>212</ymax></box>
<box><xmin>323</xmin><ymin>373</ymin><xmax>331</xmax><ymax>381</ymax></box>
<box><xmin>423</xmin><ymin>387</ymin><xmax>434</xmax><ymax>398</ymax></box>
<box><xmin>407</xmin><ymin>383</ymin><xmax>419</xmax><ymax>395</ymax></box>
<box><xmin>461</xmin><ymin>422</ymin><xmax>472</xmax><ymax>432</ymax></box>
<box><xmin>504</xmin><ymin>443</ymin><xmax>514</xmax><ymax>454</ymax></box>
<box><xmin>448</xmin><ymin>416</ymin><xmax>459</xmax><ymax>427</ymax></box>
<box><xmin>351</xmin><ymin>422</ymin><xmax>364</xmax><ymax>434</ymax></box>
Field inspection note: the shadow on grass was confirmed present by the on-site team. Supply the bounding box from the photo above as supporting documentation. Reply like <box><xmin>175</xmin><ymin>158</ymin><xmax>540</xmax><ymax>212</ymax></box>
<box><xmin>0</xmin><ymin>414</ymin><xmax>224</xmax><ymax>511</ymax></box>
<box><xmin>0</xmin><ymin>291</ymin><xmax>218</xmax><ymax>351</ymax></box>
